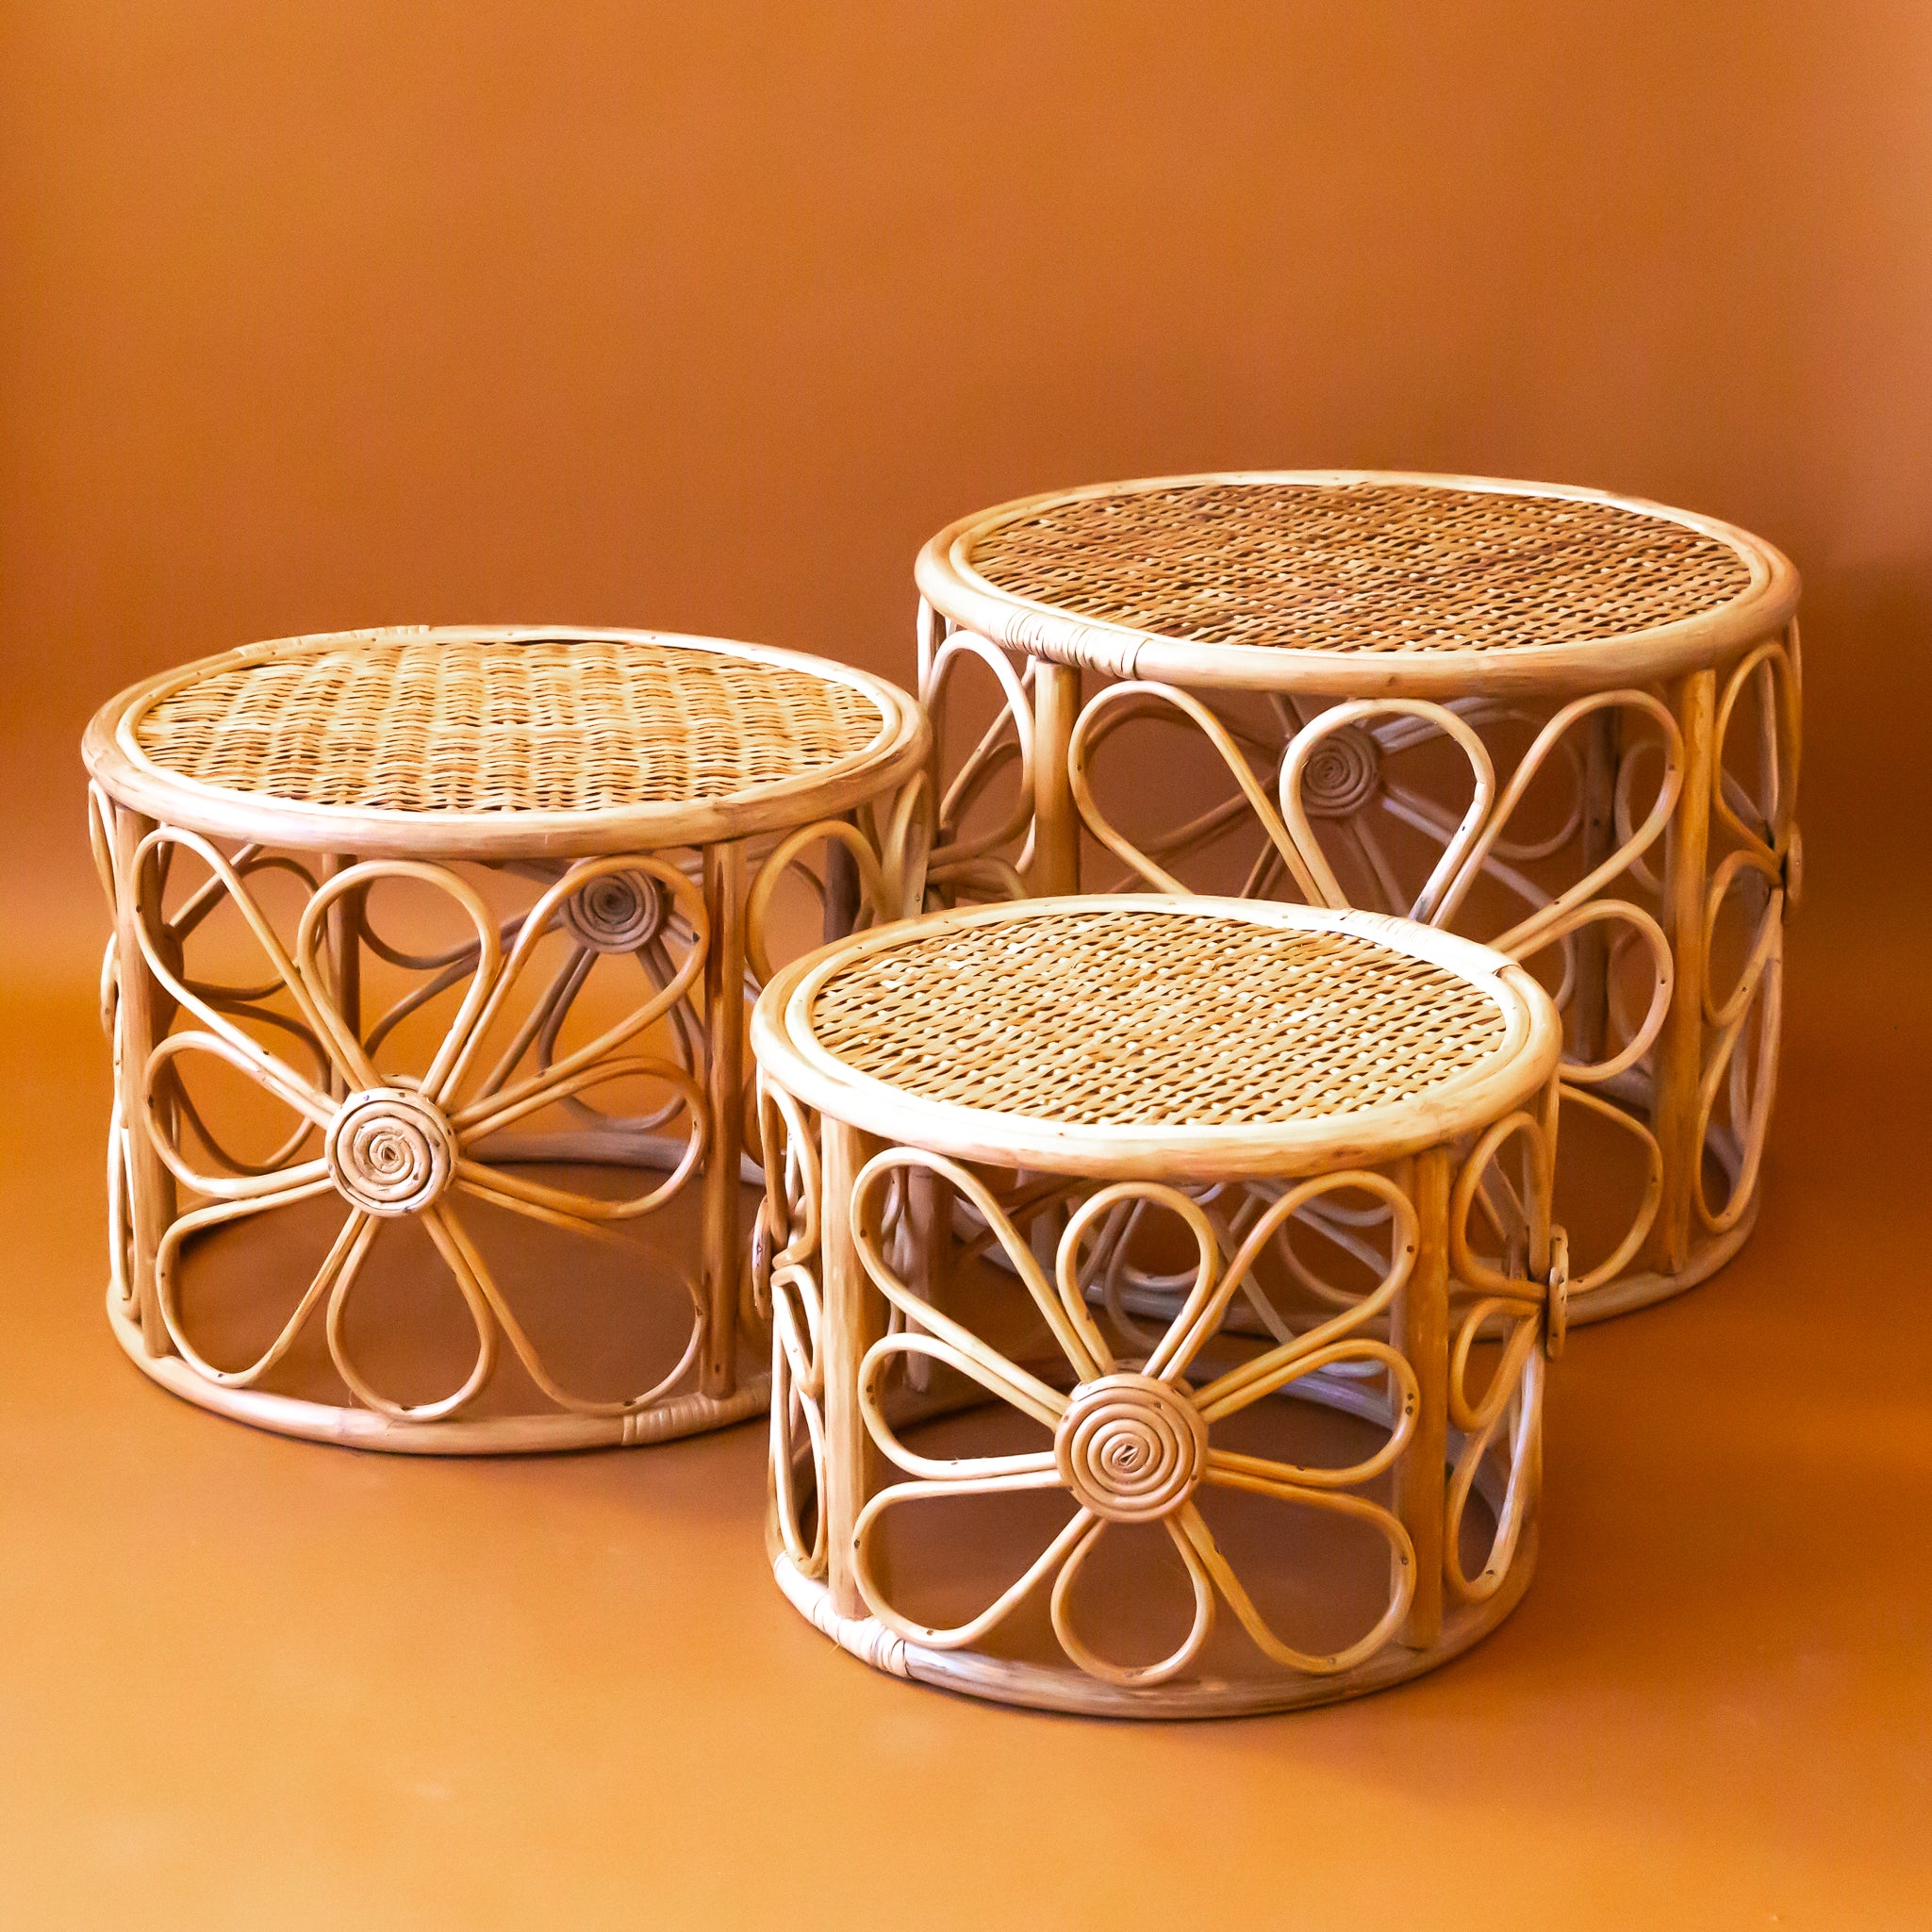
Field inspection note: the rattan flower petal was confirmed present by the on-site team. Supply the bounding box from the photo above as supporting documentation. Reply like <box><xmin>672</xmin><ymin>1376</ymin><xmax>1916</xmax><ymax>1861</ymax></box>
<box><xmin>840</xmin><ymin>1155</ymin><xmax>1425</xmax><ymax>1684</ymax></box>
<box><xmin>124</xmin><ymin>831</ymin><xmax>715</xmax><ymax>1420</ymax></box>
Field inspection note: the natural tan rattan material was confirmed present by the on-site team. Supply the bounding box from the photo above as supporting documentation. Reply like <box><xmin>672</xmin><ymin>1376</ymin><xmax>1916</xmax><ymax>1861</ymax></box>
<box><xmin>755</xmin><ymin>896</ymin><xmax>1560</xmax><ymax>1178</ymax></box>
<box><xmin>136</xmin><ymin>636</ymin><xmax>886</xmax><ymax>810</ymax></box>
<box><xmin>806</xmin><ymin>907</ymin><xmax>1505</xmax><ymax>1125</ymax></box>
<box><xmin>751</xmin><ymin>892</ymin><xmax>1569</xmax><ymax>1716</ymax></box>
<box><xmin>916</xmin><ymin>471</ymin><xmax>1798</xmax><ymax>696</ymax></box>
<box><xmin>85</xmin><ymin>626</ymin><xmax>926</xmax><ymax>858</ymax></box>
<box><xmin>86</xmin><ymin>623</ymin><xmax>932</xmax><ymax>1455</ymax></box>
<box><xmin>914</xmin><ymin>469</ymin><xmax>1800</xmax><ymax>1327</ymax></box>
<box><xmin>972</xmin><ymin>481</ymin><xmax>1749</xmax><ymax>652</ymax></box>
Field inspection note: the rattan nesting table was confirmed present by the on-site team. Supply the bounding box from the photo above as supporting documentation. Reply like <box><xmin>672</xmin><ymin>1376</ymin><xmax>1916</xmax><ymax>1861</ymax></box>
<box><xmin>916</xmin><ymin>472</ymin><xmax>1800</xmax><ymax>1321</ymax></box>
<box><xmin>751</xmin><ymin>895</ymin><xmax>1566</xmax><ymax>1717</ymax></box>
<box><xmin>84</xmin><ymin>625</ymin><xmax>928</xmax><ymax>1451</ymax></box>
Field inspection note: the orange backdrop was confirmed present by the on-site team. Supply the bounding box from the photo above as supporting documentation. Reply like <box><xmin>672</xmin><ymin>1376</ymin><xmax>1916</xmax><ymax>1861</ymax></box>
<box><xmin>5</xmin><ymin>11</ymin><xmax>1932</xmax><ymax>1926</ymax></box>
<box><xmin>3</xmin><ymin>0</ymin><xmax>1928</xmax><ymax>958</ymax></box>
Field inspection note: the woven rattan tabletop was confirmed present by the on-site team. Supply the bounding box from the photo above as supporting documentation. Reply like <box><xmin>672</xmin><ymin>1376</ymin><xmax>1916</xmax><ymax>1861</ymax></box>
<box><xmin>752</xmin><ymin>896</ymin><xmax>1560</xmax><ymax>1179</ymax></box>
<box><xmin>916</xmin><ymin>471</ymin><xmax>1797</xmax><ymax>697</ymax></box>
<box><xmin>84</xmin><ymin>627</ymin><xmax>927</xmax><ymax>857</ymax></box>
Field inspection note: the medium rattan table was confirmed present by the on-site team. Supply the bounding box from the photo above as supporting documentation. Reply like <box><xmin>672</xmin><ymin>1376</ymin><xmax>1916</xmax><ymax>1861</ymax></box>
<box><xmin>751</xmin><ymin>895</ymin><xmax>1566</xmax><ymax>1717</ymax></box>
<box><xmin>916</xmin><ymin>472</ymin><xmax>1800</xmax><ymax>1321</ymax></box>
<box><xmin>84</xmin><ymin>625</ymin><xmax>928</xmax><ymax>1452</ymax></box>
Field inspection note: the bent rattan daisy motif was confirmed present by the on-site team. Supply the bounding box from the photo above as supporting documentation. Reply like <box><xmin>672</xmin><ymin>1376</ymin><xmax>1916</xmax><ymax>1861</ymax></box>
<box><xmin>116</xmin><ymin>824</ymin><xmax>713</xmax><ymax>1424</ymax></box>
<box><xmin>843</xmin><ymin>1152</ymin><xmax>1426</xmax><ymax>1689</ymax></box>
<box><xmin>915</xmin><ymin>473</ymin><xmax>1801</xmax><ymax>1329</ymax></box>
<box><xmin>1066</xmin><ymin>685</ymin><xmax>1680</xmax><ymax>1298</ymax></box>
<box><xmin>86</xmin><ymin>625</ymin><xmax>933</xmax><ymax>1454</ymax></box>
<box><xmin>752</xmin><ymin>892</ymin><xmax>1564</xmax><ymax>1713</ymax></box>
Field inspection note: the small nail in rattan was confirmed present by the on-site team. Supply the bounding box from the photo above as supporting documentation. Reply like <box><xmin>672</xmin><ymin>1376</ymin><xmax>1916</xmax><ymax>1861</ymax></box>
<box><xmin>915</xmin><ymin>472</ymin><xmax>1800</xmax><ymax>1324</ymax></box>
<box><xmin>84</xmin><ymin>625</ymin><xmax>929</xmax><ymax>1452</ymax></box>
<box><xmin>751</xmin><ymin>895</ymin><xmax>1566</xmax><ymax>1717</ymax></box>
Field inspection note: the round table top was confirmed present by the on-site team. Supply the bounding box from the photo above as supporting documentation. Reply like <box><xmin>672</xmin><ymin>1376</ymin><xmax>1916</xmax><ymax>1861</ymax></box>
<box><xmin>84</xmin><ymin>626</ymin><xmax>928</xmax><ymax>857</ymax></box>
<box><xmin>916</xmin><ymin>471</ymin><xmax>1797</xmax><ymax>697</ymax></box>
<box><xmin>752</xmin><ymin>895</ymin><xmax>1560</xmax><ymax>1180</ymax></box>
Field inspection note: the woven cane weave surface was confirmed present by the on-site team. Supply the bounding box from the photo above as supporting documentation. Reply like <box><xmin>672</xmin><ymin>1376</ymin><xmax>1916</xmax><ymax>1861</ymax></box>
<box><xmin>964</xmin><ymin>480</ymin><xmax>1753</xmax><ymax>654</ymax></box>
<box><xmin>803</xmin><ymin>907</ymin><xmax>1508</xmax><ymax>1127</ymax></box>
<box><xmin>131</xmin><ymin>637</ymin><xmax>889</xmax><ymax>812</ymax></box>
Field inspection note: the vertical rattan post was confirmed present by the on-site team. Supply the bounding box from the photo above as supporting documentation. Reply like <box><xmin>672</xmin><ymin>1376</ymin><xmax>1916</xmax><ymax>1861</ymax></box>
<box><xmin>916</xmin><ymin>598</ymin><xmax>948</xmax><ymax>883</ymax></box>
<box><xmin>1024</xmin><ymin>662</ymin><xmax>1082</xmax><ymax>1267</ymax></box>
<box><xmin>702</xmin><ymin>839</ymin><xmax>748</xmax><ymax>1398</ymax></box>
<box><xmin>1521</xmin><ymin>1077</ymin><xmax>1560</xmax><ymax>1548</ymax></box>
<box><xmin>1653</xmin><ymin>668</ymin><xmax>1717</xmax><ymax>1274</ymax></box>
<box><xmin>1395</xmin><ymin>1145</ymin><xmax>1451</xmax><ymax>1649</ymax></box>
<box><xmin>1028</xmin><ymin>663</ymin><xmax>1082</xmax><ymax>895</ymax></box>
<box><xmin>822</xmin><ymin>823</ymin><xmax>862</xmax><ymax>943</ymax></box>
<box><xmin>1568</xmin><ymin>707</ymin><xmax>1621</xmax><ymax>1065</ymax></box>
<box><xmin>909</xmin><ymin>1168</ymin><xmax>952</xmax><ymax>1306</ymax></box>
<box><xmin>110</xmin><ymin>803</ymin><xmax>176</xmax><ymax>1358</ymax></box>
<box><xmin>907</xmin><ymin>1166</ymin><xmax>952</xmax><ymax>1384</ymax></box>
<box><xmin>821</xmin><ymin>1116</ymin><xmax>883</xmax><ymax>1622</ymax></box>
<box><xmin>321</xmin><ymin>855</ymin><xmax>363</xmax><ymax>1102</ymax></box>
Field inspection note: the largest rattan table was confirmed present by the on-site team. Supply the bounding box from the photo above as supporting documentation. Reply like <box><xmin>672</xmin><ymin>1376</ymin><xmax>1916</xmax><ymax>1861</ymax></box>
<box><xmin>916</xmin><ymin>472</ymin><xmax>1801</xmax><ymax>1321</ymax></box>
<box><xmin>84</xmin><ymin>625</ymin><xmax>928</xmax><ymax>1451</ymax></box>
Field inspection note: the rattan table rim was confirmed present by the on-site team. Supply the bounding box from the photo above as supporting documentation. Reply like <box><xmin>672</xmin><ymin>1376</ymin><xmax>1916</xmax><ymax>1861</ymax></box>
<box><xmin>916</xmin><ymin>470</ymin><xmax>1799</xmax><ymax>698</ymax></box>
<box><xmin>751</xmin><ymin>896</ymin><xmax>1561</xmax><ymax>1180</ymax></box>
<box><xmin>83</xmin><ymin>625</ymin><xmax>929</xmax><ymax>860</ymax></box>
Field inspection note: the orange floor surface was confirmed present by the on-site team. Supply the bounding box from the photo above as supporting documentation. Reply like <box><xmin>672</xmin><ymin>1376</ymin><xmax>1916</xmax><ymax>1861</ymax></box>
<box><xmin>2</xmin><ymin>882</ymin><xmax>1926</xmax><ymax>1932</ymax></box>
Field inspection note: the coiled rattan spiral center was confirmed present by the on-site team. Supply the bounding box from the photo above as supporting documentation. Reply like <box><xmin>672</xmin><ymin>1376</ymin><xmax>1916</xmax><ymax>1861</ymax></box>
<box><xmin>1054</xmin><ymin>1373</ymin><xmax>1208</xmax><ymax>1523</ymax></box>
<box><xmin>325</xmin><ymin>1087</ymin><xmax>457</xmax><ymax>1216</ymax></box>
<box><xmin>1298</xmin><ymin>725</ymin><xmax>1381</xmax><ymax>818</ymax></box>
<box><xmin>562</xmin><ymin>869</ymin><xmax>666</xmax><ymax>953</ymax></box>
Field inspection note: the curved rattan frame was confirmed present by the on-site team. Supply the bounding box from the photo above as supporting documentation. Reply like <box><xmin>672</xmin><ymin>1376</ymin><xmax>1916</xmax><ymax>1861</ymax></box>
<box><xmin>916</xmin><ymin>471</ymin><xmax>1799</xmax><ymax>698</ymax></box>
<box><xmin>84</xmin><ymin>625</ymin><xmax>929</xmax><ymax>859</ymax></box>
<box><xmin>751</xmin><ymin>900</ymin><xmax>1566</xmax><ymax>1717</ymax></box>
<box><xmin>913</xmin><ymin>474</ymin><xmax>1799</xmax><ymax>1325</ymax></box>
<box><xmin>89</xmin><ymin>626</ymin><xmax>933</xmax><ymax>1454</ymax></box>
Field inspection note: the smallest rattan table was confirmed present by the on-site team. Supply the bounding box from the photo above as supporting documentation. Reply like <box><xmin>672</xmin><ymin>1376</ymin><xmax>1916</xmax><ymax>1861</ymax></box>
<box><xmin>751</xmin><ymin>895</ymin><xmax>1567</xmax><ymax>1717</ymax></box>
<box><xmin>85</xmin><ymin>625</ymin><xmax>928</xmax><ymax>1452</ymax></box>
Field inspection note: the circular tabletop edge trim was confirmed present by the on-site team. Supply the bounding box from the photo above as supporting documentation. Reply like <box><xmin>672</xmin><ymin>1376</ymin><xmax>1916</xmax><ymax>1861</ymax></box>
<box><xmin>916</xmin><ymin>470</ymin><xmax>1799</xmax><ymax>695</ymax></box>
<box><xmin>751</xmin><ymin>896</ymin><xmax>1564</xmax><ymax>1178</ymax></box>
<box><xmin>84</xmin><ymin>625</ymin><xmax>930</xmax><ymax>854</ymax></box>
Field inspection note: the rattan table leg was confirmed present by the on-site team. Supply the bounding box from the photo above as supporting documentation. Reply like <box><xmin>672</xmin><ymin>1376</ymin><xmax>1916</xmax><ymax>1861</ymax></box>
<box><xmin>821</xmin><ymin>826</ymin><xmax>863</xmax><ymax>942</ymax></box>
<box><xmin>821</xmin><ymin>1117</ymin><xmax>883</xmax><ymax>1622</ymax></box>
<box><xmin>1567</xmin><ymin>708</ymin><xmax>1621</xmax><ymax>1065</ymax></box>
<box><xmin>1028</xmin><ymin>663</ymin><xmax>1082</xmax><ymax>895</ymax></box>
<box><xmin>110</xmin><ymin>802</ymin><xmax>175</xmax><ymax>1357</ymax></box>
<box><xmin>1652</xmin><ymin>668</ymin><xmax>1718</xmax><ymax>1275</ymax></box>
<box><xmin>702</xmin><ymin>839</ymin><xmax>748</xmax><ymax>1399</ymax></box>
<box><xmin>320</xmin><ymin>854</ymin><xmax>363</xmax><ymax>1103</ymax></box>
<box><xmin>1395</xmin><ymin>1146</ymin><xmax>1452</xmax><ymax>1650</ymax></box>
<box><xmin>908</xmin><ymin>1167</ymin><xmax>952</xmax><ymax>1318</ymax></box>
